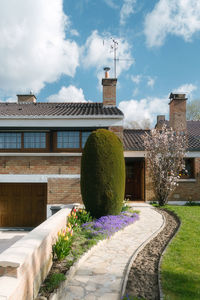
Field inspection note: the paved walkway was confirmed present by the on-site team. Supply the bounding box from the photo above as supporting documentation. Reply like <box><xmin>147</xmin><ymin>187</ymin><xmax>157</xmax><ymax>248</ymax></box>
<box><xmin>56</xmin><ymin>204</ymin><xmax>164</xmax><ymax>300</ymax></box>
<box><xmin>0</xmin><ymin>230</ymin><xmax>28</xmax><ymax>254</ymax></box>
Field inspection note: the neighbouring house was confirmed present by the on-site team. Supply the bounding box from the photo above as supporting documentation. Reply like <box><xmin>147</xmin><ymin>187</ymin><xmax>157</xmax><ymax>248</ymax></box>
<box><xmin>123</xmin><ymin>93</ymin><xmax>200</xmax><ymax>203</ymax></box>
<box><xmin>0</xmin><ymin>71</ymin><xmax>199</xmax><ymax>227</ymax></box>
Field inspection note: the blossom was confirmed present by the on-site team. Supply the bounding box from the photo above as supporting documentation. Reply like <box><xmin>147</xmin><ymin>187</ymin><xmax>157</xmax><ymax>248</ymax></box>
<box><xmin>82</xmin><ymin>212</ymin><xmax>139</xmax><ymax>237</ymax></box>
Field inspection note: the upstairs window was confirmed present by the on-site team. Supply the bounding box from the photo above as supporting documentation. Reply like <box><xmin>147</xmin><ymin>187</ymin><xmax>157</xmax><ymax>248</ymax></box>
<box><xmin>24</xmin><ymin>132</ymin><xmax>46</xmax><ymax>149</ymax></box>
<box><xmin>82</xmin><ymin>131</ymin><xmax>92</xmax><ymax>148</ymax></box>
<box><xmin>0</xmin><ymin>133</ymin><xmax>21</xmax><ymax>149</ymax></box>
<box><xmin>57</xmin><ymin>131</ymin><xmax>80</xmax><ymax>149</ymax></box>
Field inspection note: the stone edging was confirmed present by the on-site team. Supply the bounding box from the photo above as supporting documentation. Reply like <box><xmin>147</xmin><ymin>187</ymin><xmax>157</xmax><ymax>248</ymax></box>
<box><xmin>49</xmin><ymin>214</ymin><xmax>140</xmax><ymax>300</ymax></box>
<box><xmin>158</xmin><ymin>209</ymin><xmax>181</xmax><ymax>300</ymax></box>
<box><xmin>120</xmin><ymin>207</ymin><xmax>166</xmax><ymax>299</ymax></box>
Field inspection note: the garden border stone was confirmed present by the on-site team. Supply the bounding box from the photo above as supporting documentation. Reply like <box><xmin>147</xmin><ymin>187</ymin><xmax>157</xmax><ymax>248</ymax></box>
<box><xmin>158</xmin><ymin>209</ymin><xmax>181</xmax><ymax>300</ymax></box>
<box><xmin>121</xmin><ymin>207</ymin><xmax>166</xmax><ymax>299</ymax></box>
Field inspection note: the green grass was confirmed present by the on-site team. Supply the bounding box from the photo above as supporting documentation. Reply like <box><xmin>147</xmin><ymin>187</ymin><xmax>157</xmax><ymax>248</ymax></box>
<box><xmin>161</xmin><ymin>206</ymin><xmax>200</xmax><ymax>300</ymax></box>
<box><xmin>44</xmin><ymin>273</ymin><xmax>66</xmax><ymax>292</ymax></box>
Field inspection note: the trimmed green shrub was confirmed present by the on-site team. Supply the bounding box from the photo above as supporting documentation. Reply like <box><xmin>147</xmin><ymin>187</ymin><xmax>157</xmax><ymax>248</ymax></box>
<box><xmin>81</xmin><ymin>129</ymin><xmax>125</xmax><ymax>218</ymax></box>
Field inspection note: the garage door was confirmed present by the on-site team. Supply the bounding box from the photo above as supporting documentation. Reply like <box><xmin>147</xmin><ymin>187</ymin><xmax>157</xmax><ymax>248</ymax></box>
<box><xmin>0</xmin><ymin>183</ymin><xmax>47</xmax><ymax>227</ymax></box>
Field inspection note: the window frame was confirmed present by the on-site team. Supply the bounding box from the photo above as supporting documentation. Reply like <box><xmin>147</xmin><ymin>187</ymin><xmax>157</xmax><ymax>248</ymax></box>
<box><xmin>179</xmin><ymin>158</ymin><xmax>195</xmax><ymax>179</ymax></box>
<box><xmin>53</xmin><ymin>130</ymin><xmax>92</xmax><ymax>152</ymax></box>
<box><xmin>0</xmin><ymin>131</ymin><xmax>50</xmax><ymax>152</ymax></box>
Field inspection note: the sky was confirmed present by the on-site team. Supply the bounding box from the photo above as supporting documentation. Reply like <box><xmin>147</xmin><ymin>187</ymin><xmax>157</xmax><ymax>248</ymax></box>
<box><xmin>0</xmin><ymin>0</ymin><xmax>200</xmax><ymax>128</ymax></box>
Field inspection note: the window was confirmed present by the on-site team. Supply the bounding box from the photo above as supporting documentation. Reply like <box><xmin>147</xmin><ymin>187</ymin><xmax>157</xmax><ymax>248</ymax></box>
<box><xmin>24</xmin><ymin>132</ymin><xmax>46</xmax><ymax>149</ymax></box>
<box><xmin>179</xmin><ymin>158</ymin><xmax>195</xmax><ymax>179</ymax></box>
<box><xmin>82</xmin><ymin>131</ymin><xmax>91</xmax><ymax>148</ymax></box>
<box><xmin>57</xmin><ymin>131</ymin><xmax>80</xmax><ymax>149</ymax></box>
<box><xmin>0</xmin><ymin>133</ymin><xmax>21</xmax><ymax>149</ymax></box>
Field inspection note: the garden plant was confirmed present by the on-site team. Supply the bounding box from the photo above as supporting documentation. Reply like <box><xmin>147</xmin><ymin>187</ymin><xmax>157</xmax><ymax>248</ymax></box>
<box><xmin>40</xmin><ymin>206</ymin><xmax>139</xmax><ymax>297</ymax></box>
<box><xmin>143</xmin><ymin>124</ymin><xmax>186</xmax><ymax>206</ymax></box>
<box><xmin>81</xmin><ymin>129</ymin><xmax>125</xmax><ymax>218</ymax></box>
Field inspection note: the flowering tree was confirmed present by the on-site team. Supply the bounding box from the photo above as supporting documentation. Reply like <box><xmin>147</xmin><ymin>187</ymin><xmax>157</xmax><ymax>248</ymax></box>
<box><xmin>143</xmin><ymin>124</ymin><xmax>187</xmax><ymax>206</ymax></box>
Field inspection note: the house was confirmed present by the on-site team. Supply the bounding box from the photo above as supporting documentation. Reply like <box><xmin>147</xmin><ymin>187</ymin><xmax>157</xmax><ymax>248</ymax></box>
<box><xmin>0</xmin><ymin>70</ymin><xmax>199</xmax><ymax>228</ymax></box>
<box><xmin>0</xmin><ymin>70</ymin><xmax>123</xmax><ymax>227</ymax></box>
<box><xmin>123</xmin><ymin>93</ymin><xmax>200</xmax><ymax>203</ymax></box>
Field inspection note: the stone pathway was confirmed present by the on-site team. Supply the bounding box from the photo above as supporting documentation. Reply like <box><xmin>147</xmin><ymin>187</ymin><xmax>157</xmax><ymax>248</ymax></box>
<box><xmin>57</xmin><ymin>204</ymin><xmax>164</xmax><ymax>300</ymax></box>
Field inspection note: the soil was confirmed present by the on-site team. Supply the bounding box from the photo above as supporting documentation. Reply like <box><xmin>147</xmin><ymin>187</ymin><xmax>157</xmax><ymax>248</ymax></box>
<box><xmin>125</xmin><ymin>209</ymin><xmax>180</xmax><ymax>300</ymax></box>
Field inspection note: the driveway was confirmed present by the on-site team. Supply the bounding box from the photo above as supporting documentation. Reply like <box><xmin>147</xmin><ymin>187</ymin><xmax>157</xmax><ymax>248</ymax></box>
<box><xmin>0</xmin><ymin>230</ymin><xmax>29</xmax><ymax>254</ymax></box>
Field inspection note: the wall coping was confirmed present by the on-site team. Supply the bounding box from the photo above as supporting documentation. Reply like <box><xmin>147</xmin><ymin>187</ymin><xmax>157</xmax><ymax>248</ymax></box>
<box><xmin>0</xmin><ymin>205</ymin><xmax>76</xmax><ymax>300</ymax></box>
<box><xmin>0</xmin><ymin>174</ymin><xmax>80</xmax><ymax>183</ymax></box>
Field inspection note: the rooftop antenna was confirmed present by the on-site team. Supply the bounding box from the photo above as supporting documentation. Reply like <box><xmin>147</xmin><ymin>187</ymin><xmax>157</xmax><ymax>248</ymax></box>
<box><xmin>111</xmin><ymin>38</ymin><xmax>118</xmax><ymax>78</ymax></box>
<box><xmin>110</xmin><ymin>38</ymin><xmax>134</xmax><ymax>78</ymax></box>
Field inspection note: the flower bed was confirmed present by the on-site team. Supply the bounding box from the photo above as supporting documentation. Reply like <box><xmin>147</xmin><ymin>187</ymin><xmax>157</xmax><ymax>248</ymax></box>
<box><xmin>39</xmin><ymin>206</ymin><xmax>139</xmax><ymax>298</ymax></box>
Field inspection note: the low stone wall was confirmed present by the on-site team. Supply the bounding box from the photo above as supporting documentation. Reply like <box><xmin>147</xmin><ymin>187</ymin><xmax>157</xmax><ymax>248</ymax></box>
<box><xmin>0</xmin><ymin>205</ymin><xmax>76</xmax><ymax>300</ymax></box>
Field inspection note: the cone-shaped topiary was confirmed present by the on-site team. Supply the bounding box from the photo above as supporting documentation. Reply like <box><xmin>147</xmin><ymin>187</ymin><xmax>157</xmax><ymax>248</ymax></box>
<box><xmin>81</xmin><ymin>129</ymin><xmax>125</xmax><ymax>218</ymax></box>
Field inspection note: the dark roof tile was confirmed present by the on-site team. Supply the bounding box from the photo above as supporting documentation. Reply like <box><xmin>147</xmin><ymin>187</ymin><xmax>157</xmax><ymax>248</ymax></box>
<box><xmin>0</xmin><ymin>102</ymin><xmax>123</xmax><ymax>117</ymax></box>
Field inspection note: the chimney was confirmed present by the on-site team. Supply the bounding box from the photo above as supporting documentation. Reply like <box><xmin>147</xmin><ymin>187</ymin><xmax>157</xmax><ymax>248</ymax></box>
<box><xmin>169</xmin><ymin>93</ymin><xmax>187</xmax><ymax>132</ymax></box>
<box><xmin>17</xmin><ymin>93</ymin><xmax>36</xmax><ymax>104</ymax></box>
<box><xmin>102</xmin><ymin>67</ymin><xmax>117</xmax><ymax>106</ymax></box>
<box><xmin>156</xmin><ymin>115</ymin><xmax>165</xmax><ymax>129</ymax></box>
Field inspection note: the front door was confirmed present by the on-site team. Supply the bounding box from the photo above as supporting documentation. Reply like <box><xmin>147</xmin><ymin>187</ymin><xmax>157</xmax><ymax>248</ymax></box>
<box><xmin>125</xmin><ymin>160</ymin><xmax>144</xmax><ymax>201</ymax></box>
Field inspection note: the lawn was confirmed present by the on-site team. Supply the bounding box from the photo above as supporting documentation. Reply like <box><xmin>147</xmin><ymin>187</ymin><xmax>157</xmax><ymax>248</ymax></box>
<box><xmin>161</xmin><ymin>206</ymin><xmax>200</xmax><ymax>300</ymax></box>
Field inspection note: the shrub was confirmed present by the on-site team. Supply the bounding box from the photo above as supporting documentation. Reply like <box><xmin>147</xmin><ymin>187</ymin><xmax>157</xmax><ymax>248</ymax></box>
<box><xmin>81</xmin><ymin>129</ymin><xmax>125</xmax><ymax>218</ymax></box>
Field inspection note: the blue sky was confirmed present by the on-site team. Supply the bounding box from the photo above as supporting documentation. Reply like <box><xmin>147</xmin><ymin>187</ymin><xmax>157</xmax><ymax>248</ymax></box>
<box><xmin>0</xmin><ymin>0</ymin><xmax>200</xmax><ymax>127</ymax></box>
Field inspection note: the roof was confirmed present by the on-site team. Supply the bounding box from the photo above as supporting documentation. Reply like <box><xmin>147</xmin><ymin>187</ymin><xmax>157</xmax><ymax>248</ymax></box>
<box><xmin>123</xmin><ymin>121</ymin><xmax>200</xmax><ymax>152</ymax></box>
<box><xmin>123</xmin><ymin>129</ymin><xmax>150</xmax><ymax>151</ymax></box>
<box><xmin>187</xmin><ymin>121</ymin><xmax>200</xmax><ymax>151</ymax></box>
<box><xmin>0</xmin><ymin>102</ymin><xmax>123</xmax><ymax>118</ymax></box>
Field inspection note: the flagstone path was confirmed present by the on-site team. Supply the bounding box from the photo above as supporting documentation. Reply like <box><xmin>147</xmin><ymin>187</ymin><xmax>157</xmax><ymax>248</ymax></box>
<box><xmin>55</xmin><ymin>204</ymin><xmax>164</xmax><ymax>300</ymax></box>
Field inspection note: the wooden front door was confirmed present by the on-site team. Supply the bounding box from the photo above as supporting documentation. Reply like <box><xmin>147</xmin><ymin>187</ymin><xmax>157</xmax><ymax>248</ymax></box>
<box><xmin>125</xmin><ymin>160</ymin><xmax>144</xmax><ymax>201</ymax></box>
<box><xmin>0</xmin><ymin>183</ymin><xmax>47</xmax><ymax>227</ymax></box>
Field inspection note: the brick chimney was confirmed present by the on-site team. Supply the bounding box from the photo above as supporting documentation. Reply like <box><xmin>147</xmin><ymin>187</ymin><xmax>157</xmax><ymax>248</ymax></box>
<box><xmin>102</xmin><ymin>67</ymin><xmax>117</xmax><ymax>106</ymax></box>
<box><xmin>17</xmin><ymin>93</ymin><xmax>36</xmax><ymax>103</ymax></box>
<box><xmin>169</xmin><ymin>93</ymin><xmax>187</xmax><ymax>132</ymax></box>
<box><xmin>156</xmin><ymin>115</ymin><xmax>166</xmax><ymax>129</ymax></box>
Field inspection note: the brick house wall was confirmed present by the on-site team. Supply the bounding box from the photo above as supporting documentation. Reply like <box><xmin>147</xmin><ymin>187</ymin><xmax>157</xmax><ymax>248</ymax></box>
<box><xmin>0</xmin><ymin>156</ymin><xmax>82</xmax><ymax>205</ymax></box>
<box><xmin>144</xmin><ymin>157</ymin><xmax>200</xmax><ymax>202</ymax></box>
<box><xmin>109</xmin><ymin>126</ymin><xmax>123</xmax><ymax>141</ymax></box>
<box><xmin>48</xmin><ymin>178</ymin><xmax>81</xmax><ymax>204</ymax></box>
<box><xmin>168</xmin><ymin>157</ymin><xmax>200</xmax><ymax>201</ymax></box>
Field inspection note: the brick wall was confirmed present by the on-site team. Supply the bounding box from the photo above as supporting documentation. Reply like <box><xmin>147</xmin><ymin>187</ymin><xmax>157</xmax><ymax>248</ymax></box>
<box><xmin>168</xmin><ymin>157</ymin><xmax>200</xmax><ymax>201</ymax></box>
<box><xmin>48</xmin><ymin>178</ymin><xmax>82</xmax><ymax>204</ymax></box>
<box><xmin>145</xmin><ymin>161</ymin><xmax>155</xmax><ymax>201</ymax></box>
<box><xmin>145</xmin><ymin>157</ymin><xmax>200</xmax><ymax>202</ymax></box>
<box><xmin>0</xmin><ymin>156</ymin><xmax>81</xmax><ymax>174</ymax></box>
<box><xmin>109</xmin><ymin>126</ymin><xmax>123</xmax><ymax>142</ymax></box>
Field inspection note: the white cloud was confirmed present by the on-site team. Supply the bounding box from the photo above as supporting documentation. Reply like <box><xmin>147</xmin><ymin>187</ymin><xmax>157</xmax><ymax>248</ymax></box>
<box><xmin>104</xmin><ymin>0</ymin><xmax>119</xmax><ymax>9</ymax></box>
<box><xmin>70</xmin><ymin>29</ymin><xmax>79</xmax><ymax>37</ymax></box>
<box><xmin>147</xmin><ymin>77</ymin><xmax>155</xmax><ymax>88</ymax></box>
<box><xmin>0</xmin><ymin>0</ymin><xmax>79</xmax><ymax>94</ymax></box>
<box><xmin>144</xmin><ymin>0</ymin><xmax>200</xmax><ymax>47</ymax></box>
<box><xmin>120</xmin><ymin>0</ymin><xmax>137</xmax><ymax>25</ymax></box>
<box><xmin>47</xmin><ymin>85</ymin><xmax>88</xmax><ymax>103</ymax></box>
<box><xmin>119</xmin><ymin>96</ymin><xmax>169</xmax><ymax>128</ymax></box>
<box><xmin>173</xmin><ymin>83</ymin><xmax>197</xmax><ymax>97</ymax></box>
<box><xmin>131</xmin><ymin>75</ymin><xmax>141</xmax><ymax>85</ymax></box>
<box><xmin>82</xmin><ymin>30</ymin><xmax>133</xmax><ymax>80</ymax></box>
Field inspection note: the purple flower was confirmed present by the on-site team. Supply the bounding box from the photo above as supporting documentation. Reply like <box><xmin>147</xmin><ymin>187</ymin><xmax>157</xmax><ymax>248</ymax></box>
<box><xmin>82</xmin><ymin>212</ymin><xmax>139</xmax><ymax>237</ymax></box>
